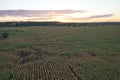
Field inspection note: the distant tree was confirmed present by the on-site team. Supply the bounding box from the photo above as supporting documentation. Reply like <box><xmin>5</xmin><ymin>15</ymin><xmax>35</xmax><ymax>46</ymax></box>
<box><xmin>2</xmin><ymin>32</ymin><xmax>9</xmax><ymax>39</ymax></box>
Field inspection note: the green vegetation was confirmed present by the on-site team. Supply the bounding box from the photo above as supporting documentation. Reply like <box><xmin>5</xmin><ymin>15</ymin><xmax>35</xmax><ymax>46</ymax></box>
<box><xmin>2</xmin><ymin>32</ymin><xmax>9</xmax><ymax>39</ymax></box>
<box><xmin>0</xmin><ymin>25</ymin><xmax>120</xmax><ymax>80</ymax></box>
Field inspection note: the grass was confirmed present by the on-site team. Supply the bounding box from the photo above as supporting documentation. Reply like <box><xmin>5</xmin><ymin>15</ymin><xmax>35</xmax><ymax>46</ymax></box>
<box><xmin>0</xmin><ymin>25</ymin><xmax>120</xmax><ymax>80</ymax></box>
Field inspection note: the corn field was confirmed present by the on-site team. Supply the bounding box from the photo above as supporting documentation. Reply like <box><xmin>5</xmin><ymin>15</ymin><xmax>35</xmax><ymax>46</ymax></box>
<box><xmin>0</xmin><ymin>26</ymin><xmax>120</xmax><ymax>80</ymax></box>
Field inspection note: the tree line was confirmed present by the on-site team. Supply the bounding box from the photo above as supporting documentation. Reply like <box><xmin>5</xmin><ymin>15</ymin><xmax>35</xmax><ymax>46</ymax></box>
<box><xmin>0</xmin><ymin>21</ymin><xmax>120</xmax><ymax>27</ymax></box>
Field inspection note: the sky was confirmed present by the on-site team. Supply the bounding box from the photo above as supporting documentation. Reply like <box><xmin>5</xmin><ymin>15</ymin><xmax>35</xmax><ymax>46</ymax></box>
<box><xmin>0</xmin><ymin>0</ymin><xmax>120</xmax><ymax>22</ymax></box>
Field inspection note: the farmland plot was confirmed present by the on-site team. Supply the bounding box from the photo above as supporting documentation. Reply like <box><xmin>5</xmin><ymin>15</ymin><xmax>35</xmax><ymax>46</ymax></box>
<box><xmin>0</xmin><ymin>25</ymin><xmax>120</xmax><ymax>80</ymax></box>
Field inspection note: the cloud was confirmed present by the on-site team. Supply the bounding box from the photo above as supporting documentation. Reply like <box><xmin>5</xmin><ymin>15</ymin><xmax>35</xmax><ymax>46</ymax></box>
<box><xmin>0</xmin><ymin>10</ymin><xmax>86</xmax><ymax>17</ymax></box>
<box><xmin>62</xmin><ymin>14</ymin><xmax>114</xmax><ymax>21</ymax></box>
<box><xmin>81</xmin><ymin>14</ymin><xmax>114</xmax><ymax>19</ymax></box>
<box><xmin>27</xmin><ymin>13</ymin><xmax>114</xmax><ymax>21</ymax></box>
<box><xmin>28</xmin><ymin>17</ymin><xmax>52</xmax><ymax>21</ymax></box>
<box><xmin>0</xmin><ymin>10</ymin><xmax>115</xmax><ymax>22</ymax></box>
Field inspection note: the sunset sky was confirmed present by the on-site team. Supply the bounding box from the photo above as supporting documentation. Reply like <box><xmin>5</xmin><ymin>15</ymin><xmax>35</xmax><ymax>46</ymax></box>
<box><xmin>0</xmin><ymin>0</ymin><xmax>120</xmax><ymax>22</ymax></box>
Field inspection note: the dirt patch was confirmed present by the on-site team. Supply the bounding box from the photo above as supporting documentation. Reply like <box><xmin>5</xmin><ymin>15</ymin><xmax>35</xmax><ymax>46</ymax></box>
<box><xmin>88</xmin><ymin>51</ymin><xmax>98</xmax><ymax>57</ymax></box>
<box><xmin>16</xmin><ymin>47</ymin><xmax>58</xmax><ymax>65</ymax></box>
